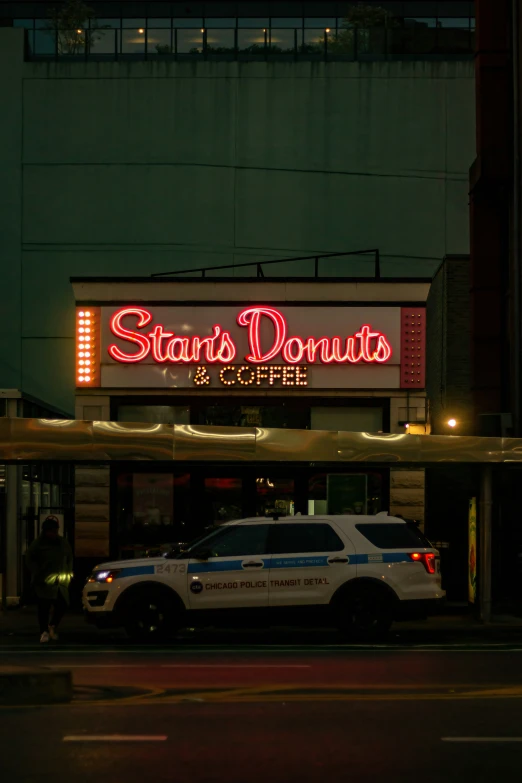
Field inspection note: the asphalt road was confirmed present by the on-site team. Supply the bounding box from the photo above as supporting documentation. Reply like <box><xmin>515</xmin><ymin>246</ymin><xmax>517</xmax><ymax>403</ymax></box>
<box><xmin>1</xmin><ymin>644</ymin><xmax>522</xmax><ymax>783</ymax></box>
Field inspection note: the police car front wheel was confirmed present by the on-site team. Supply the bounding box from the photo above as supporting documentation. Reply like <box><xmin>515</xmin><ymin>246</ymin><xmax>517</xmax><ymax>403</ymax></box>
<box><xmin>124</xmin><ymin>590</ymin><xmax>177</xmax><ymax>642</ymax></box>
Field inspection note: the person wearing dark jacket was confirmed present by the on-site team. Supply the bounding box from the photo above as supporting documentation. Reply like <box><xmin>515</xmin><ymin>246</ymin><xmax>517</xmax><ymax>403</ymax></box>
<box><xmin>25</xmin><ymin>516</ymin><xmax>73</xmax><ymax>644</ymax></box>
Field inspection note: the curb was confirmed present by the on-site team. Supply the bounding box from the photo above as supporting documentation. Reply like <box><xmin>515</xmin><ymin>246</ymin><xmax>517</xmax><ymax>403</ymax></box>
<box><xmin>0</xmin><ymin>666</ymin><xmax>72</xmax><ymax>705</ymax></box>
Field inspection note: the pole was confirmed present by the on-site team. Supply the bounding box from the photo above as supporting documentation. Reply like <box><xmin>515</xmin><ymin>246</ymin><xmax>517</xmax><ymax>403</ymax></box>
<box><xmin>479</xmin><ymin>465</ymin><xmax>493</xmax><ymax>623</ymax></box>
<box><xmin>512</xmin><ymin>0</ymin><xmax>521</xmax><ymax>435</ymax></box>
<box><xmin>0</xmin><ymin>492</ymin><xmax>6</xmax><ymax>611</ymax></box>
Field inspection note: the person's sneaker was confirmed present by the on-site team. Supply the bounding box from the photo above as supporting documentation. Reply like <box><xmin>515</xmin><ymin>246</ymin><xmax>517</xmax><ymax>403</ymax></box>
<box><xmin>48</xmin><ymin>626</ymin><xmax>59</xmax><ymax>641</ymax></box>
<box><xmin>40</xmin><ymin>631</ymin><xmax>50</xmax><ymax>644</ymax></box>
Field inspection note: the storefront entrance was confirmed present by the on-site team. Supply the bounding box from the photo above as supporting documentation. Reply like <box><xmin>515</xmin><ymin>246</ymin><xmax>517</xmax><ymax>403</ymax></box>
<box><xmin>112</xmin><ymin>465</ymin><xmax>388</xmax><ymax>560</ymax></box>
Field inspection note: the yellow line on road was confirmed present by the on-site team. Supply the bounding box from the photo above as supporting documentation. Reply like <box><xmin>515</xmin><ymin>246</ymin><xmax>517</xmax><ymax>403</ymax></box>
<box><xmin>4</xmin><ymin>684</ymin><xmax>522</xmax><ymax>709</ymax></box>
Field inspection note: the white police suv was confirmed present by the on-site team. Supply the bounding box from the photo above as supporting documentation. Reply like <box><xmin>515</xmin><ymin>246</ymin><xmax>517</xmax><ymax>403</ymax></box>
<box><xmin>83</xmin><ymin>513</ymin><xmax>444</xmax><ymax>641</ymax></box>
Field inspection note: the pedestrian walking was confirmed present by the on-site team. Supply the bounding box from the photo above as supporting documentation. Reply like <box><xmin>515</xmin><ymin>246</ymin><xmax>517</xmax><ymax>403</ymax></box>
<box><xmin>25</xmin><ymin>516</ymin><xmax>73</xmax><ymax>644</ymax></box>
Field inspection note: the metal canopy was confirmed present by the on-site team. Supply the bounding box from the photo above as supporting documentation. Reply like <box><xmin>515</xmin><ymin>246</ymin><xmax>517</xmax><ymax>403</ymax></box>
<box><xmin>0</xmin><ymin>418</ymin><xmax>521</xmax><ymax>464</ymax></box>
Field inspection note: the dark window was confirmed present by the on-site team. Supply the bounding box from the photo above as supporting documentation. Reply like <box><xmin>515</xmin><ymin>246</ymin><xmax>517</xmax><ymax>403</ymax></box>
<box><xmin>271</xmin><ymin>523</ymin><xmax>344</xmax><ymax>554</ymax></box>
<box><xmin>356</xmin><ymin>523</ymin><xmax>432</xmax><ymax>549</ymax></box>
<box><xmin>191</xmin><ymin>524</ymin><xmax>271</xmax><ymax>557</ymax></box>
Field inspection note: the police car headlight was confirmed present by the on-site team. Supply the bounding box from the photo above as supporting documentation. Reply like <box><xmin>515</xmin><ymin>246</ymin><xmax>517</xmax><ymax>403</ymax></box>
<box><xmin>87</xmin><ymin>569</ymin><xmax>122</xmax><ymax>584</ymax></box>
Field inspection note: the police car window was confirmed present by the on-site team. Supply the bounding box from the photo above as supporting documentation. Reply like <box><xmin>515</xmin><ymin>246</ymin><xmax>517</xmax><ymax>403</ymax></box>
<box><xmin>271</xmin><ymin>524</ymin><xmax>344</xmax><ymax>554</ymax></box>
<box><xmin>355</xmin><ymin>523</ymin><xmax>432</xmax><ymax>549</ymax></box>
<box><xmin>197</xmin><ymin>524</ymin><xmax>271</xmax><ymax>558</ymax></box>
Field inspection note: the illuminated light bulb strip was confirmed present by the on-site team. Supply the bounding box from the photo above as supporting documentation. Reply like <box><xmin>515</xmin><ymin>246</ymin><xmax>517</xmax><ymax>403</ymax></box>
<box><xmin>400</xmin><ymin>307</ymin><xmax>426</xmax><ymax>389</ymax></box>
<box><xmin>76</xmin><ymin>306</ymin><xmax>101</xmax><ymax>388</ymax></box>
<box><xmin>217</xmin><ymin>365</ymin><xmax>309</xmax><ymax>387</ymax></box>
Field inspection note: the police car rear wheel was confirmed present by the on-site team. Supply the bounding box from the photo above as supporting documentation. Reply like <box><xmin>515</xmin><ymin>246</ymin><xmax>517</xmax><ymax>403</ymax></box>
<box><xmin>124</xmin><ymin>591</ymin><xmax>176</xmax><ymax>642</ymax></box>
<box><xmin>337</xmin><ymin>585</ymin><xmax>393</xmax><ymax>641</ymax></box>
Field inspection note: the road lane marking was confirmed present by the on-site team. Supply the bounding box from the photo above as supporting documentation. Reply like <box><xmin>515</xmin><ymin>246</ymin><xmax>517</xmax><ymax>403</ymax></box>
<box><xmin>442</xmin><ymin>737</ymin><xmax>522</xmax><ymax>743</ymax></box>
<box><xmin>63</xmin><ymin>735</ymin><xmax>167</xmax><ymax>742</ymax></box>
<box><xmin>47</xmin><ymin>663</ymin><xmax>311</xmax><ymax>669</ymax></box>
<box><xmin>160</xmin><ymin>664</ymin><xmax>311</xmax><ymax>668</ymax></box>
<box><xmin>3</xmin><ymin>646</ymin><xmax>522</xmax><ymax>654</ymax></box>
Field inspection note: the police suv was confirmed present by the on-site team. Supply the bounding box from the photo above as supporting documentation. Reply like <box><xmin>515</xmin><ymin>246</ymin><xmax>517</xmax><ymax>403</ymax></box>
<box><xmin>83</xmin><ymin>513</ymin><xmax>444</xmax><ymax>641</ymax></box>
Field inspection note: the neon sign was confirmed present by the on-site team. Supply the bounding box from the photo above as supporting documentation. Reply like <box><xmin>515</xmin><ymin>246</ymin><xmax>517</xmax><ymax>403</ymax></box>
<box><xmin>108</xmin><ymin>306</ymin><xmax>392</xmax><ymax>366</ymax></box>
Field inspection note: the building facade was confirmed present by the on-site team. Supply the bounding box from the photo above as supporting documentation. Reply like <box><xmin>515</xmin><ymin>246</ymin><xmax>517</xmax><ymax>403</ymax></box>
<box><xmin>0</xmin><ymin>1</ymin><xmax>476</xmax><ymax>601</ymax></box>
<box><xmin>72</xmin><ymin>277</ymin><xmax>428</xmax><ymax>569</ymax></box>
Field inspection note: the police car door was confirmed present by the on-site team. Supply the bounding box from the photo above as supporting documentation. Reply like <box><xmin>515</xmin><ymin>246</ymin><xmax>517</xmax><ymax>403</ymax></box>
<box><xmin>187</xmin><ymin>522</ymin><xmax>271</xmax><ymax>610</ymax></box>
<box><xmin>268</xmin><ymin>520</ymin><xmax>356</xmax><ymax>607</ymax></box>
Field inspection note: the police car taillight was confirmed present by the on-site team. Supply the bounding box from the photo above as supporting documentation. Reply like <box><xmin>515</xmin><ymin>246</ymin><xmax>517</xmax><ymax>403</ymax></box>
<box><xmin>409</xmin><ymin>552</ymin><xmax>436</xmax><ymax>574</ymax></box>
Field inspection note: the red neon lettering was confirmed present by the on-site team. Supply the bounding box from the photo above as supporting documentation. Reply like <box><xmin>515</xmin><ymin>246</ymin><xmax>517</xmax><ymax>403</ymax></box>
<box><xmin>109</xmin><ymin>307</ymin><xmax>152</xmax><ymax>363</ymax></box>
<box><xmin>358</xmin><ymin>325</ymin><xmax>375</xmax><ymax>362</ymax></box>
<box><xmin>282</xmin><ymin>336</ymin><xmax>305</xmax><ymax>364</ymax></box>
<box><xmin>149</xmin><ymin>324</ymin><xmax>174</xmax><ymax>362</ymax></box>
<box><xmin>216</xmin><ymin>331</ymin><xmax>236</xmax><ymax>363</ymax></box>
<box><xmin>375</xmin><ymin>334</ymin><xmax>392</xmax><ymax>363</ymax></box>
<box><xmin>191</xmin><ymin>326</ymin><xmax>236</xmax><ymax>363</ymax></box>
<box><xmin>108</xmin><ymin>306</ymin><xmax>393</xmax><ymax>367</ymax></box>
<box><xmin>167</xmin><ymin>337</ymin><xmax>191</xmax><ymax>362</ymax></box>
<box><xmin>237</xmin><ymin>307</ymin><xmax>286</xmax><ymax>363</ymax></box>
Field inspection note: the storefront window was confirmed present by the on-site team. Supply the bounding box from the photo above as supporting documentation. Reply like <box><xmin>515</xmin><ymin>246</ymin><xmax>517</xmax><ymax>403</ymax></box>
<box><xmin>308</xmin><ymin>472</ymin><xmax>383</xmax><ymax>515</ymax></box>
<box><xmin>201</xmin><ymin>404</ymin><xmax>309</xmax><ymax>429</ymax></box>
<box><xmin>311</xmin><ymin>406</ymin><xmax>383</xmax><ymax>432</ymax></box>
<box><xmin>21</xmin><ymin>479</ymin><xmax>31</xmax><ymax>516</ymax></box>
<box><xmin>117</xmin><ymin>404</ymin><xmax>189</xmax><ymax>424</ymax></box>
<box><xmin>42</xmin><ymin>483</ymin><xmax>51</xmax><ymax>509</ymax></box>
<box><xmin>203</xmin><ymin>478</ymin><xmax>242</xmax><ymax>524</ymax></box>
<box><xmin>116</xmin><ymin>472</ymin><xmax>190</xmax><ymax>558</ymax></box>
<box><xmin>31</xmin><ymin>482</ymin><xmax>41</xmax><ymax>515</ymax></box>
<box><xmin>51</xmin><ymin>484</ymin><xmax>60</xmax><ymax>507</ymax></box>
<box><xmin>256</xmin><ymin>477</ymin><xmax>295</xmax><ymax>518</ymax></box>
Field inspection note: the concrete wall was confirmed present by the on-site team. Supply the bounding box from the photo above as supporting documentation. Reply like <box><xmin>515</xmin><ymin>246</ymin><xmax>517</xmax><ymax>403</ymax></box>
<box><xmin>0</xmin><ymin>29</ymin><xmax>475</xmax><ymax>413</ymax></box>
<box><xmin>426</xmin><ymin>255</ymin><xmax>472</xmax><ymax>434</ymax></box>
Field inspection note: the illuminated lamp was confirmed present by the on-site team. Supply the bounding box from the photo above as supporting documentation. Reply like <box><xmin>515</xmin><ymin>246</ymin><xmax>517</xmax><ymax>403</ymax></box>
<box><xmin>447</xmin><ymin>418</ymin><xmax>457</xmax><ymax>428</ymax></box>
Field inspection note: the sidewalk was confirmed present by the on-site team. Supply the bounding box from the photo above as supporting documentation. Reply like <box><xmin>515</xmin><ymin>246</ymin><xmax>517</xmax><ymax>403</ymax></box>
<box><xmin>2</xmin><ymin>606</ymin><xmax>522</xmax><ymax>645</ymax></box>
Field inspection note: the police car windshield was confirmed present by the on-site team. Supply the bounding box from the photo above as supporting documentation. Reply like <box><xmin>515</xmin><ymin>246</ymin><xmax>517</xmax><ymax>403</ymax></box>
<box><xmin>168</xmin><ymin>526</ymin><xmax>220</xmax><ymax>558</ymax></box>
